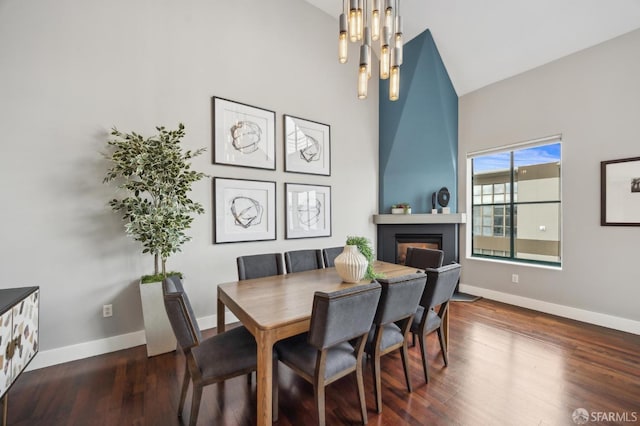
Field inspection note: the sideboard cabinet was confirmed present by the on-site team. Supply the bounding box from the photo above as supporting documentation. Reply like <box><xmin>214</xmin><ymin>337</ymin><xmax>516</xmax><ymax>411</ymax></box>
<box><xmin>0</xmin><ymin>287</ymin><xmax>39</xmax><ymax>425</ymax></box>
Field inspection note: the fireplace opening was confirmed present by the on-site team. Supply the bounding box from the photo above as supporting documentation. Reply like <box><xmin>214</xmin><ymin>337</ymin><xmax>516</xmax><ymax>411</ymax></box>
<box><xmin>395</xmin><ymin>234</ymin><xmax>443</xmax><ymax>265</ymax></box>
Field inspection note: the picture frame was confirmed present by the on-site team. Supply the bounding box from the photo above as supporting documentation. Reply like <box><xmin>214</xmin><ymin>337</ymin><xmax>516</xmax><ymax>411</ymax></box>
<box><xmin>212</xmin><ymin>97</ymin><xmax>276</xmax><ymax>170</ymax></box>
<box><xmin>600</xmin><ymin>156</ymin><xmax>640</xmax><ymax>226</ymax></box>
<box><xmin>213</xmin><ymin>177</ymin><xmax>277</xmax><ymax>243</ymax></box>
<box><xmin>284</xmin><ymin>115</ymin><xmax>331</xmax><ymax>176</ymax></box>
<box><xmin>285</xmin><ymin>183</ymin><xmax>331</xmax><ymax>239</ymax></box>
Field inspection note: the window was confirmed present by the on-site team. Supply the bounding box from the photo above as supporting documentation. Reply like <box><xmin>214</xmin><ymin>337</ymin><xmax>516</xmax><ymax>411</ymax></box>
<box><xmin>469</xmin><ymin>138</ymin><xmax>561</xmax><ymax>266</ymax></box>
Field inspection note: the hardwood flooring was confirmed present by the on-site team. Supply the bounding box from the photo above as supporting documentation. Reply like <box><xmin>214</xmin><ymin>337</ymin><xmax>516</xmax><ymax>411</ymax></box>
<box><xmin>7</xmin><ymin>299</ymin><xmax>640</xmax><ymax>425</ymax></box>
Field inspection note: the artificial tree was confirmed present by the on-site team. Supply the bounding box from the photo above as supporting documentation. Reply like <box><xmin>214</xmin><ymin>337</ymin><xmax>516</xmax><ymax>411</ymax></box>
<box><xmin>103</xmin><ymin>123</ymin><xmax>206</xmax><ymax>279</ymax></box>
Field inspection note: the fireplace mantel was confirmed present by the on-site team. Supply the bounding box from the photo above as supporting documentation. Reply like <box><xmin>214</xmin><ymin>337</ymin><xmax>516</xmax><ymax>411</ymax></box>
<box><xmin>373</xmin><ymin>213</ymin><xmax>466</xmax><ymax>225</ymax></box>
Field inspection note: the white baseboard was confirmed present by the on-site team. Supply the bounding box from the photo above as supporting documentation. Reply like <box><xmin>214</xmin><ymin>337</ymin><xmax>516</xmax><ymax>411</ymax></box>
<box><xmin>459</xmin><ymin>283</ymin><xmax>640</xmax><ymax>335</ymax></box>
<box><xmin>26</xmin><ymin>312</ymin><xmax>240</xmax><ymax>372</ymax></box>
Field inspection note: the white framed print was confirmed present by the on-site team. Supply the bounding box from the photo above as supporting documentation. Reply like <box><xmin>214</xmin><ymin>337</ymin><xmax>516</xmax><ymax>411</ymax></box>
<box><xmin>214</xmin><ymin>177</ymin><xmax>276</xmax><ymax>243</ymax></box>
<box><xmin>213</xmin><ymin>97</ymin><xmax>276</xmax><ymax>170</ymax></box>
<box><xmin>285</xmin><ymin>183</ymin><xmax>331</xmax><ymax>239</ymax></box>
<box><xmin>284</xmin><ymin>115</ymin><xmax>330</xmax><ymax>176</ymax></box>
<box><xmin>601</xmin><ymin>156</ymin><xmax>640</xmax><ymax>226</ymax></box>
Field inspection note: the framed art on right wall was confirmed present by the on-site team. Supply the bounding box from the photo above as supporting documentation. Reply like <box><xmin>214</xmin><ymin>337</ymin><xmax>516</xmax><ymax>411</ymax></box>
<box><xmin>601</xmin><ymin>156</ymin><xmax>640</xmax><ymax>226</ymax></box>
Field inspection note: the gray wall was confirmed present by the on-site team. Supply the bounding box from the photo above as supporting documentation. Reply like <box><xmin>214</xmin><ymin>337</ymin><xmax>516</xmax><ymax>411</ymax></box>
<box><xmin>0</xmin><ymin>0</ymin><xmax>379</xmax><ymax>357</ymax></box>
<box><xmin>459</xmin><ymin>28</ymin><xmax>640</xmax><ymax>327</ymax></box>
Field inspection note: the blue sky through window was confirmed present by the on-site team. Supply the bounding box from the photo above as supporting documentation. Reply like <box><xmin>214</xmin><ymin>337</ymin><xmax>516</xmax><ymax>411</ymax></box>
<box><xmin>473</xmin><ymin>142</ymin><xmax>561</xmax><ymax>173</ymax></box>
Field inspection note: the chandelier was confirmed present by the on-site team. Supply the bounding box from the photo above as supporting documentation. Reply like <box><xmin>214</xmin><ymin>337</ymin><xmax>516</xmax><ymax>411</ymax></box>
<box><xmin>338</xmin><ymin>0</ymin><xmax>403</xmax><ymax>101</ymax></box>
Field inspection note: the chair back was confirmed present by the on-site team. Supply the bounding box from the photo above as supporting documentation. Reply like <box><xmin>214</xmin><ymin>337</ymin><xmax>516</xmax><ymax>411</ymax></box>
<box><xmin>373</xmin><ymin>273</ymin><xmax>427</xmax><ymax>325</ymax></box>
<box><xmin>420</xmin><ymin>263</ymin><xmax>462</xmax><ymax>310</ymax></box>
<box><xmin>307</xmin><ymin>282</ymin><xmax>382</xmax><ymax>350</ymax></box>
<box><xmin>284</xmin><ymin>249</ymin><xmax>324</xmax><ymax>273</ymax></box>
<box><xmin>322</xmin><ymin>246</ymin><xmax>344</xmax><ymax>268</ymax></box>
<box><xmin>405</xmin><ymin>247</ymin><xmax>444</xmax><ymax>270</ymax></box>
<box><xmin>163</xmin><ymin>275</ymin><xmax>202</xmax><ymax>350</ymax></box>
<box><xmin>237</xmin><ymin>253</ymin><xmax>285</xmax><ymax>280</ymax></box>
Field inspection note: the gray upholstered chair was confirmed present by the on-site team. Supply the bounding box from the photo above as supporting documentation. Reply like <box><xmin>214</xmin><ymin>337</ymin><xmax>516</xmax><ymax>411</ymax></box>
<box><xmin>404</xmin><ymin>247</ymin><xmax>444</xmax><ymax>269</ymax></box>
<box><xmin>411</xmin><ymin>262</ymin><xmax>461</xmax><ymax>383</ymax></box>
<box><xmin>162</xmin><ymin>275</ymin><xmax>277</xmax><ymax>425</ymax></box>
<box><xmin>284</xmin><ymin>249</ymin><xmax>324</xmax><ymax>273</ymax></box>
<box><xmin>236</xmin><ymin>252</ymin><xmax>285</xmax><ymax>280</ymax></box>
<box><xmin>275</xmin><ymin>282</ymin><xmax>382</xmax><ymax>426</ymax></box>
<box><xmin>321</xmin><ymin>246</ymin><xmax>343</xmax><ymax>267</ymax></box>
<box><xmin>366</xmin><ymin>273</ymin><xmax>427</xmax><ymax>413</ymax></box>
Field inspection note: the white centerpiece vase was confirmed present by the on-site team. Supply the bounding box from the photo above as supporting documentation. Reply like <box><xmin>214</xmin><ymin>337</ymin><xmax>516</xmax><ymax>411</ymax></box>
<box><xmin>334</xmin><ymin>245</ymin><xmax>368</xmax><ymax>283</ymax></box>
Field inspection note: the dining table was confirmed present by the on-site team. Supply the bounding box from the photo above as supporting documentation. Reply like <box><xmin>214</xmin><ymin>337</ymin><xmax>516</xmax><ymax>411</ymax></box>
<box><xmin>216</xmin><ymin>260</ymin><xmax>448</xmax><ymax>426</ymax></box>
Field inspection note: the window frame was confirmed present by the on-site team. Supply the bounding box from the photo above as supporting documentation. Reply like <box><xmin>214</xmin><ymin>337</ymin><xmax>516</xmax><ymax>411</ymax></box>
<box><xmin>466</xmin><ymin>136</ymin><xmax>562</xmax><ymax>268</ymax></box>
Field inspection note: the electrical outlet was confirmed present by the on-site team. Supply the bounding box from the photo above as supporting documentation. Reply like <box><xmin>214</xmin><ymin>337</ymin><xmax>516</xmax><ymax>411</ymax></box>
<box><xmin>511</xmin><ymin>274</ymin><xmax>519</xmax><ymax>284</ymax></box>
<box><xmin>103</xmin><ymin>304</ymin><xmax>113</xmax><ymax>317</ymax></box>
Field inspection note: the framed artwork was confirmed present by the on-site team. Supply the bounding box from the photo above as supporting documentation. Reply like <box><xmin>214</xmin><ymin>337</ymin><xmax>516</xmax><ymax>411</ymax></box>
<box><xmin>285</xmin><ymin>183</ymin><xmax>331</xmax><ymax>239</ymax></box>
<box><xmin>212</xmin><ymin>97</ymin><xmax>276</xmax><ymax>170</ymax></box>
<box><xmin>284</xmin><ymin>115</ymin><xmax>331</xmax><ymax>176</ymax></box>
<box><xmin>601</xmin><ymin>156</ymin><xmax>640</xmax><ymax>226</ymax></box>
<box><xmin>213</xmin><ymin>177</ymin><xmax>277</xmax><ymax>243</ymax></box>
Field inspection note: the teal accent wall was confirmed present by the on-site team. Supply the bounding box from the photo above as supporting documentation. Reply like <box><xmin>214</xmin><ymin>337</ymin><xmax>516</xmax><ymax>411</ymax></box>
<box><xmin>379</xmin><ymin>29</ymin><xmax>458</xmax><ymax>213</ymax></box>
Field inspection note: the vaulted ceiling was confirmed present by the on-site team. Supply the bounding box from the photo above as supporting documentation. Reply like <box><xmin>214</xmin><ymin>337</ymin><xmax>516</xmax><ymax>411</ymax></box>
<box><xmin>304</xmin><ymin>0</ymin><xmax>640</xmax><ymax>95</ymax></box>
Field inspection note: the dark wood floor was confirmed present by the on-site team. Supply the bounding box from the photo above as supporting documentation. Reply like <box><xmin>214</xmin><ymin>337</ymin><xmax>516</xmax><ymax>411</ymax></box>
<box><xmin>7</xmin><ymin>299</ymin><xmax>640</xmax><ymax>425</ymax></box>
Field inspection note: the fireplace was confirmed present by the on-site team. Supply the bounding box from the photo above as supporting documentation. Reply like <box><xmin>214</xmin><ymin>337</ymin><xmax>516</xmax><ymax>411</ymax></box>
<box><xmin>395</xmin><ymin>234</ymin><xmax>442</xmax><ymax>264</ymax></box>
<box><xmin>374</xmin><ymin>213</ymin><xmax>470</xmax><ymax>299</ymax></box>
<box><xmin>376</xmin><ymin>223</ymin><xmax>459</xmax><ymax>266</ymax></box>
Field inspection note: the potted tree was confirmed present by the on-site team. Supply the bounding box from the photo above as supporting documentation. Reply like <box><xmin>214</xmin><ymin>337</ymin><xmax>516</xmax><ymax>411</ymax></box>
<box><xmin>103</xmin><ymin>123</ymin><xmax>206</xmax><ymax>356</ymax></box>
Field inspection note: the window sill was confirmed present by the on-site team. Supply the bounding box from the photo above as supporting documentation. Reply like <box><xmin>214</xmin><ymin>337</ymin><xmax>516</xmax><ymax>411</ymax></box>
<box><xmin>466</xmin><ymin>255</ymin><xmax>562</xmax><ymax>271</ymax></box>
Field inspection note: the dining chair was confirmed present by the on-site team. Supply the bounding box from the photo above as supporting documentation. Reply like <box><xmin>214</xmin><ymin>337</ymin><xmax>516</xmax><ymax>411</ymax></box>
<box><xmin>284</xmin><ymin>249</ymin><xmax>324</xmax><ymax>273</ymax></box>
<box><xmin>162</xmin><ymin>275</ymin><xmax>277</xmax><ymax>425</ymax></box>
<box><xmin>321</xmin><ymin>246</ymin><xmax>343</xmax><ymax>267</ymax></box>
<box><xmin>236</xmin><ymin>252</ymin><xmax>285</xmax><ymax>280</ymax></box>
<box><xmin>275</xmin><ymin>282</ymin><xmax>382</xmax><ymax>426</ymax></box>
<box><xmin>366</xmin><ymin>273</ymin><xmax>427</xmax><ymax>413</ymax></box>
<box><xmin>410</xmin><ymin>263</ymin><xmax>461</xmax><ymax>384</ymax></box>
<box><xmin>404</xmin><ymin>247</ymin><xmax>444</xmax><ymax>269</ymax></box>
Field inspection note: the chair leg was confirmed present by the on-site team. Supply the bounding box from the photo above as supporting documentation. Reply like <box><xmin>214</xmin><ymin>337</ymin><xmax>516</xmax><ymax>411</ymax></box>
<box><xmin>178</xmin><ymin>366</ymin><xmax>191</xmax><ymax>417</ymax></box>
<box><xmin>418</xmin><ymin>333</ymin><xmax>430</xmax><ymax>384</ymax></box>
<box><xmin>437</xmin><ymin>326</ymin><xmax>449</xmax><ymax>366</ymax></box>
<box><xmin>189</xmin><ymin>383</ymin><xmax>203</xmax><ymax>426</ymax></box>
<box><xmin>356</xmin><ymin>357</ymin><xmax>368</xmax><ymax>424</ymax></box>
<box><xmin>372</xmin><ymin>352</ymin><xmax>382</xmax><ymax>414</ymax></box>
<box><xmin>314</xmin><ymin>381</ymin><xmax>326</xmax><ymax>426</ymax></box>
<box><xmin>400</xmin><ymin>342</ymin><xmax>413</xmax><ymax>393</ymax></box>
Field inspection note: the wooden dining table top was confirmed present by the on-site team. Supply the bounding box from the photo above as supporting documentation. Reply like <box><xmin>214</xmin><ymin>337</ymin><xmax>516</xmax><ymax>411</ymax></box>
<box><xmin>217</xmin><ymin>260</ymin><xmax>420</xmax><ymax>331</ymax></box>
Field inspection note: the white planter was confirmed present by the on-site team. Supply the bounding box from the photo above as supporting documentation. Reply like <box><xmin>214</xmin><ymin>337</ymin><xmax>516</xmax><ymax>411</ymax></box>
<box><xmin>391</xmin><ymin>208</ymin><xmax>411</xmax><ymax>214</ymax></box>
<box><xmin>334</xmin><ymin>245</ymin><xmax>368</xmax><ymax>283</ymax></box>
<box><xmin>140</xmin><ymin>279</ymin><xmax>177</xmax><ymax>357</ymax></box>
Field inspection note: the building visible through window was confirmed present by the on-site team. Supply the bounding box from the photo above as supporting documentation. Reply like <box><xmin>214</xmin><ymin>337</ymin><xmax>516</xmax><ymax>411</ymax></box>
<box><xmin>471</xmin><ymin>140</ymin><xmax>561</xmax><ymax>265</ymax></box>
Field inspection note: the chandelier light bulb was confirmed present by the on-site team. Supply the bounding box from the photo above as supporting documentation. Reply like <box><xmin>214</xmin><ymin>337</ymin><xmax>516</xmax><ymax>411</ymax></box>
<box><xmin>349</xmin><ymin>0</ymin><xmax>358</xmax><ymax>42</ymax></box>
<box><xmin>389</xmin><ymin>48</ymin><xmax>400</xmax><ymax>101</ymax></box>
<box><xmin>339</xmin><ymin>14</ymin><xmax>348</xmax><ymax>63</ymax></box>
<box><xmin>358</xmin><ymin>44</ymin><xmax>369</xmax><ymax>99</ymax></box>
<box><xmin>371</xmin><ymin>0</ymin><xmax>381</xmax><ymax>41</ymax></box>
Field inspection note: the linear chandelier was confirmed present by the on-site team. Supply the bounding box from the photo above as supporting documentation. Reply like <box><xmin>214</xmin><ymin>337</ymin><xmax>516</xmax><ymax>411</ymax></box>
<box><xmin>338</xmin><ymin>0</ymin><xmax>403</xmax><ymax>101</ymax></box>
